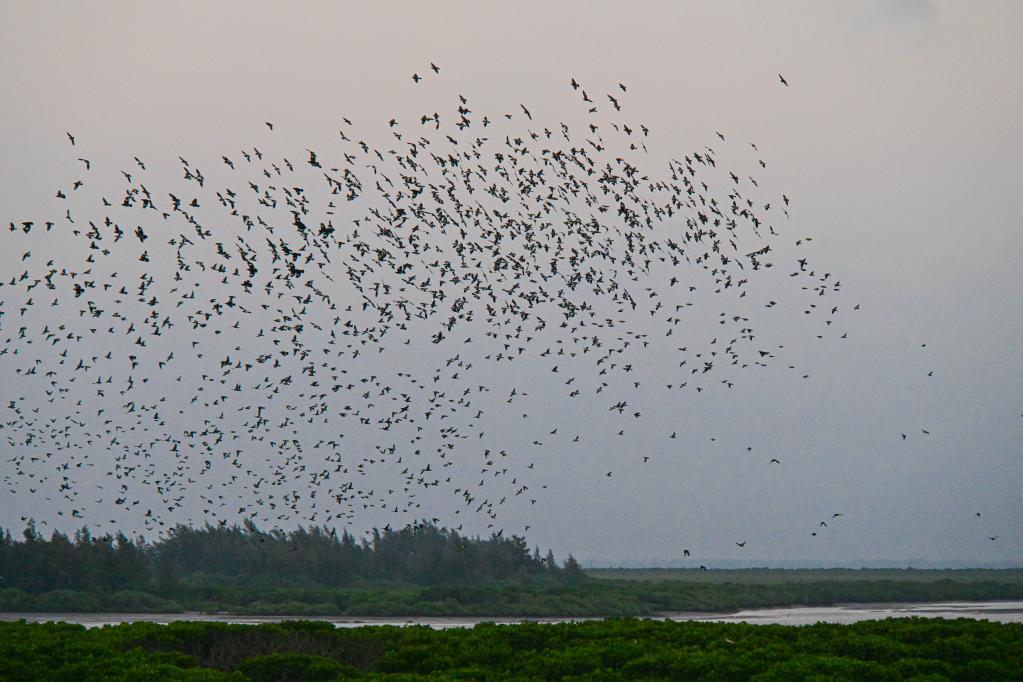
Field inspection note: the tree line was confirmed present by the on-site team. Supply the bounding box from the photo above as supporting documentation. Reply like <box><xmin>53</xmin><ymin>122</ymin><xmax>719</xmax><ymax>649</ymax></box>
<box><xmin>0</xmin><ymin>520</ymin><xmax>586</xmax><ymax>593</ymax></box>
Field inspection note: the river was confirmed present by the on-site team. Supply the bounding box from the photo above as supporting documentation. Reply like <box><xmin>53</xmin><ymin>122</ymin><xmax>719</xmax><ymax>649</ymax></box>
<box><xmin>2</xmin><ymin>601</ymin><xmax>1022</xmax><ymax>628</ymax></box>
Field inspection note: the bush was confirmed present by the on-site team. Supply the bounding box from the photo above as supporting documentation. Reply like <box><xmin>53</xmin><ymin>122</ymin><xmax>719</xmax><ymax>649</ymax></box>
<box><xmin>236</xmin><ymin>653</ymin><xmax>360</xmax><ymax>681</ymax></box>
<box><xmin>35</xmin><ymin>589</ymin><xmax>99</xmax><ymax>612</ymax></box>
<box><xmin>0</xmin><ymin>618</ymin><xmax>1021</xmax><ymax>680</ymax></box>
<box><xmin>0</xmin><ymin>588</ymin><xmax>33</xmax><ymax>611</ymax></box>
<box><xmin>105</xmin><ymin>590</ymin><xmax>181</xmax><ymax>612</ymax></box>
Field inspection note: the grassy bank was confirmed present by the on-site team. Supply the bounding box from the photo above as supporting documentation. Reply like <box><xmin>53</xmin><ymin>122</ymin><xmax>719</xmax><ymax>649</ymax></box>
<box><xmin>588</xmin><ymin>567</ymin><xmax>1023</xmax><ymax>584</ymax></box>
<box><xmin>2</xmin><ymin>572</ymin><xmax>1022</xmax><ymax>617</ymax></box>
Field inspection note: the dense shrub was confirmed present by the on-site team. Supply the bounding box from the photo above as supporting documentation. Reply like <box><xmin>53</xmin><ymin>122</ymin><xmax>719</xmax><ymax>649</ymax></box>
<box><xmin>1</xmin><ymin>618</ymin><xmax>1020</xmax><ymax>680</ymax></box>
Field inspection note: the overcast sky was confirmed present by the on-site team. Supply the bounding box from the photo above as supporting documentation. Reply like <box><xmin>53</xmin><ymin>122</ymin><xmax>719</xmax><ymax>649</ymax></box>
<box><xmin>1</xmin><ymin>1</ymin><xmax>1021</xmax><ymax>566</ymax></box>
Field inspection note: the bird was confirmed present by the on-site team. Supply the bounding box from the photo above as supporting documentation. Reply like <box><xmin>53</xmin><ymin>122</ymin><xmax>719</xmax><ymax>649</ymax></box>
<box><xmin>0</xmin><ymin>69</ymin><xmax>870</xmax><ymax>555</ymax></box>
<box><xmin>778</xmin><ymin>73</ymin><xmax>788</xmax><ymax>86</ymax></box>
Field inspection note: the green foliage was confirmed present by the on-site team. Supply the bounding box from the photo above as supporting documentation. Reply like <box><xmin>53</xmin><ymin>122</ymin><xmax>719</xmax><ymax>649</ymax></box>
<box><xmin>3</xmin><ymin>577</ymin><xmax>1022</xmax><ymax>617</ymax></box>
<box><xmin>0</xmin><ymin>617</ymin><xmax>1020</xmax><ymax>680</ymax></box>
<box><xmin>0</xmin><ymin>521</ymin><xmax>574</xmax><ymax>596</ymax></box>
<box><xmin>3</xmin><ymin>522</ymin><xmax>1023</xmax><ymax>618</ymax></box>
<box><xmin>236</xmin><ymin>653</ymin><xmax>360</xmax><ymax>681</ymax></box>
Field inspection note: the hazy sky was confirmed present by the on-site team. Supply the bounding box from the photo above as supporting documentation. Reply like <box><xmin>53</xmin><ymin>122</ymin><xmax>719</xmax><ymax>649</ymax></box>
<box><xmin>1</xmin><ymin>1</ymin><xmax>1021</xmax><ymax>566</ymax></box>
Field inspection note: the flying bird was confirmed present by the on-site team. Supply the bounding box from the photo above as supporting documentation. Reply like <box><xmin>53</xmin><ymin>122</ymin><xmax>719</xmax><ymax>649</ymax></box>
<box><xmin>0</xmin><ymin>69</ymin><xmax>872</xmax><ymax>554</ymax></box>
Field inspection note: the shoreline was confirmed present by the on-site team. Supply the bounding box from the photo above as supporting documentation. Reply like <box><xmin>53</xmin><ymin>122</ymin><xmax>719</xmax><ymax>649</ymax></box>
<box><xmin>4</xmin><ymin>599</ymin><xmax>1023</xmax><ymax>627</ymax></box>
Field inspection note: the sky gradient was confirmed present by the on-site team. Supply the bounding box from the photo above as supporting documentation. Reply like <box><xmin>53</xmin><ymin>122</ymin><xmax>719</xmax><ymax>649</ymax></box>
<box><xmin>1</xmin><ymin>1</ymin><xmax>1021</xmax><ymax>566</ymax></box>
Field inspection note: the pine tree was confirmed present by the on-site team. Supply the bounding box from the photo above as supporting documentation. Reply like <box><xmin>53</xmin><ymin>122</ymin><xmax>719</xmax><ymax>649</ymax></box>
<box><xmin>562</xmin><ymin>554</ymin><xmax>587</xmax><ymax>585</ymax></box>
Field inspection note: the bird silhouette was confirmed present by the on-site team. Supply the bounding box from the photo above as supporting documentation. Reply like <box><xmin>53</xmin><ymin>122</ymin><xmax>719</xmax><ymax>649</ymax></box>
<box><xmin>0</xmin><ymin>70</ymin><xmax>880</xmax><ymax>557</ymax></box>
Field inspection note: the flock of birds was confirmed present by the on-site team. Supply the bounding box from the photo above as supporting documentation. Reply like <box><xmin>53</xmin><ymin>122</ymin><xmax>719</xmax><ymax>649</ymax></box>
<box><xmin>0</xmin><ymin>67</ymin><xmax>1004</xmax><ymax>559</ymax></box>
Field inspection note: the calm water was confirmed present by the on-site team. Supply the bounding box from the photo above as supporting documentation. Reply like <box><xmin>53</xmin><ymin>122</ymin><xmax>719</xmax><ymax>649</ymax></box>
<box><xmin>3</xmin><ymin>601</ymin><xmax>1022</xmax><ymax>629</ymax></box>
<box><xmin>687</xmin><ymin>601</ymin><xmax>1023</xmax><ymax>625</ymax></box>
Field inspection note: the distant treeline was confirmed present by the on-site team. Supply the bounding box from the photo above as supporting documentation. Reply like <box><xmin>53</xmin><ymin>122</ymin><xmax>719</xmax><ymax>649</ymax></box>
<box><xmin>3</xmin><ymin>522</ymin><xmax>1023</xmax><ymax>617</ymax></box>
<box><xmin>2</xmin><ymin>571</ymin><xmax>1022</xmax><ymax>617</ymax></box>
<box><xmin>0</xmin><ymin>521</ymin><xmax>585</xmax><ymax>595</ymax></box>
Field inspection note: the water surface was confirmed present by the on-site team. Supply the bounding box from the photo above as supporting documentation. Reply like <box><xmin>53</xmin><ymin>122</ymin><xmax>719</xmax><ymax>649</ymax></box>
<box><xmin>3</xmin><ymin>601</ymin><xmax>1021</xmax><ymax>629</ymax></box>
